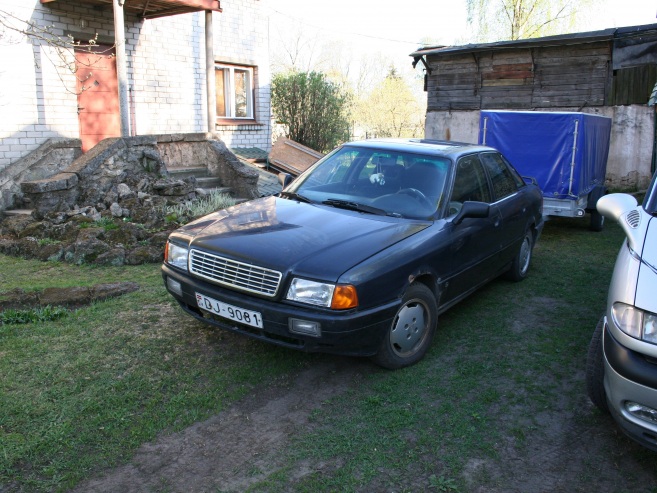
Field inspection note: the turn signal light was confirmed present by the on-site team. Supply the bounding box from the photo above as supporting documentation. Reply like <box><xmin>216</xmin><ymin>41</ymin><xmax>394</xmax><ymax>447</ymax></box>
<box><xmin>331</xmin><ymin>285</ymin><xmax>358</xmax><ymax>310</ymax></box>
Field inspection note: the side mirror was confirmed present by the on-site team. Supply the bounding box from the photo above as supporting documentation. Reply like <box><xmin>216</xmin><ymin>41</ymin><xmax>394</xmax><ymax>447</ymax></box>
<box><xmin>597</xmin><ymin>193</ymin><xmax>646</xmax><ymax>251</ymax></box>
<box><xmin>453</xmin><ymin>201</ymin><xmax>490</xmax><ymax>225</ymax></box>
<box><xmin>278</xmin><ymin>173</ymin><xmax>294</xmax><ymax>188</ymax></box>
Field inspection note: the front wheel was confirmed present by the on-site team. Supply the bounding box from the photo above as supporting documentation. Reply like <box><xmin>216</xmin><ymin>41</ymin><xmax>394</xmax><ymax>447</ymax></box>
<box><xmin>505</xmin><ymin>230</ymin><xmax>534</xmax><ymax>282</ymax></box>
<box><xmin>372</xmin><ymin>283</ymin><xmax>437</xmax><ymax>370</ymax></box>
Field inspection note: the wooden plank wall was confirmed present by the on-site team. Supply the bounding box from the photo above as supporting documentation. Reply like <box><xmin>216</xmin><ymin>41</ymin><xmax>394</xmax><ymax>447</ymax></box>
<box><xmin>426</xmin><ymin>42</ymin><xmax>613</xmax><ymax>111</ymax></box>
<box><xmin>609</xmin><ymin>64</ymin><xmax>657</xmax><ymax>105</ymax></box>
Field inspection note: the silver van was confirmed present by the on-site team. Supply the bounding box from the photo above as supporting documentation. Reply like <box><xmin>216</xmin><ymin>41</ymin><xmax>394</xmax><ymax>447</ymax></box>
<box><xmin>586</xmin><ymin>171</ymin><xmax>657</xmax><ymax>451</ymax></box>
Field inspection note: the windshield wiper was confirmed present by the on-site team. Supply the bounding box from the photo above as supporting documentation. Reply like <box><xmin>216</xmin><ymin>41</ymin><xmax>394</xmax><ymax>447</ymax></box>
<box><xmin>322</xmin><ymin>198</ymin><xmax>393</xmax><ymax>216</ymax></box>
<box><xmin>280</xmin><ymin>191</ymin><xmax>312</xmax><ymax>203</ymax></box>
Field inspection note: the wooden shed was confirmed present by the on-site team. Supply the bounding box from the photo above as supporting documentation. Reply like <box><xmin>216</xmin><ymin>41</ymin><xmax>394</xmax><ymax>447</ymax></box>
<box><xmin>412</xmin><ymin>24</ymin><xmax>657</xmax><ymax>111</ymax></box>
<box><xmin>411</xmin><ymin>24</ymin><xmax>657</xmax><ymax>188</ymax></box>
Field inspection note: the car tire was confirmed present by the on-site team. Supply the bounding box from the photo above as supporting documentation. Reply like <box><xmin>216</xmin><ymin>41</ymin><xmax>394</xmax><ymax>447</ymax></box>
<box><xmin>590</xmin><ymin>211</ymin><xmax>605</xmax><ymax>232</ymax></box>
<box><xmin>505</xmin><ymin>230</ymin><xmax>534</xmax><ymax>282</ymax></box>
<box><xmin>372</xmin><ymin>283</ymin><xmax>437</xmax><ymax>370</ymax></box>
<box><xmin>586</xmin><ymin>316</ymin><xmax>609</xmax><ymax>413</ymax></box>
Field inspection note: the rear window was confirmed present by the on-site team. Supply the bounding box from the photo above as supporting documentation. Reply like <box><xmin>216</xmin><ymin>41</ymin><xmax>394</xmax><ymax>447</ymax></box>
<box><xmin>480</xmin><ymin>152</ymin><xmax>525</xmax><ymax>201</ymax></box>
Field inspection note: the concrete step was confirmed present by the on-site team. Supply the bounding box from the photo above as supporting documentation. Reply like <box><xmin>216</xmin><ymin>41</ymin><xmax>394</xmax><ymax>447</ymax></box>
<box><xmin>195</xmin><ymin>176</ymin><xmax>224</xmax><ymax>188</ymax></box>
<box><xmin>167</xmin><ymin>166</ymin><xmax>210</xmax><ymax>179</ymax></box>
<box><xmin>196</xmin><ymin>186</ymin><xmax>232</xmax><ymax>196</ymax></box>
<box><xmin>3</xmin><ymin>209</ymin><xmax>33</xmax><ymax>217</ymax></box>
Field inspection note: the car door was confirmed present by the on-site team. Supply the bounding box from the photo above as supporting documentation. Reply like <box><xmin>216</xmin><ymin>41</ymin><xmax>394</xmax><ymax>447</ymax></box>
<box><xmin>479</xmin><ymin>152</ymin><xmax>530</xmax><ymax>264</ymax></box>
<box><xmin>439</xmin><ymin>154</ymin><xmax>501</xmax><ymax>306</ymax></box>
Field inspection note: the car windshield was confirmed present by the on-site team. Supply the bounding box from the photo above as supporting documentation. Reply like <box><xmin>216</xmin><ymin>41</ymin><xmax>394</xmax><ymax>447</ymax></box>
<box><xmin>285</xmin><ymin>145</ymin><xmax>452</xmax><ymax>219</ymax></box>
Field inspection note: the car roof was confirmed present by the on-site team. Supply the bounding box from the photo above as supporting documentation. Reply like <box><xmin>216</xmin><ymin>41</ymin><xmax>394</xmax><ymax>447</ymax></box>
<box><xmin>341</xmin><ymin>138</ymin><xmax>496</xmax><ymax>158</ymax></box>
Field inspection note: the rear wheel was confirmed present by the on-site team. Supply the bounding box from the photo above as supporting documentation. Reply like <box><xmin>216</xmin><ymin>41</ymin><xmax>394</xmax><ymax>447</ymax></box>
<box><xmin>372</xmin><ymin>283</ymin><xmax>437</xmax><ymax>370</ymax></box>
<box><xmin>506</xmin><ymin>230</ymin><xmax>533</xmax><ymax>282</ymax></box>
<box><xmin>586</xmin><ymin>317</ymin><xmax>609</xmax><ymax>413</ymax></box>
<box><xmin>590</xmin><ymin>210</ymin><xmax>605</xmax><ymax>232</ymax></box>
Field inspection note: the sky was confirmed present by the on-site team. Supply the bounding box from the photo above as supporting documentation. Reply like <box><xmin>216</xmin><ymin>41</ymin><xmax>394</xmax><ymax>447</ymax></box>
<box><xmin>266</xmin><ymin>0</ymin><xmax>657</xmax><ymax>64</ymax></box>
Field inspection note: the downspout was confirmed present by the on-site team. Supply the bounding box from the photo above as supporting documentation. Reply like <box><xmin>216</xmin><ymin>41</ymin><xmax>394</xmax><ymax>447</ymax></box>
<box><xmin>205</xmin><ymin>10</ymin><xmax>217</xmax><ymax>133</ymax></box>
<box><xmin>112</xmin><ymin>0</ymin><xmax>131</xmax><ymax>137</ymax></box>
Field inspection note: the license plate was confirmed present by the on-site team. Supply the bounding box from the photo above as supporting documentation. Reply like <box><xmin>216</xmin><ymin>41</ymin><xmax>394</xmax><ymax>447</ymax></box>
<box><xmin>196</xmin><ymin>292</ymin><xmax>263</xmax><ymax>329</ymax></box>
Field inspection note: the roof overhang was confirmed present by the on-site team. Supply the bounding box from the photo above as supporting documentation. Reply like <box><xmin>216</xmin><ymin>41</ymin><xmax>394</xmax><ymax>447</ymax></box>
<box><xmin>40</xmin><ymin>0</ymin><xmax>221</xmax><ymax>19</ymax></box>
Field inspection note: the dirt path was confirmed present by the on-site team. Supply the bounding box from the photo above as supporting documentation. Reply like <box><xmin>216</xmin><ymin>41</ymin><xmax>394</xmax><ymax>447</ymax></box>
<box><xmin>72</xmin><ymin>357</ymin><xmax>372</xmax><ymax>493</ymax></box>
<box><xmin>70</xmin><ymin>354</ymin><xmax>657</xmax><ymax>493</ymax></box>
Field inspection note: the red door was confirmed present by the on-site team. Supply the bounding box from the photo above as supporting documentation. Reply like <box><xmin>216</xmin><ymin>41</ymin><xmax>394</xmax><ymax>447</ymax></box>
<box><xmin>75</xmin><ymin>44</ymin><xmax>121</xmax><ymax>152</ymax></box>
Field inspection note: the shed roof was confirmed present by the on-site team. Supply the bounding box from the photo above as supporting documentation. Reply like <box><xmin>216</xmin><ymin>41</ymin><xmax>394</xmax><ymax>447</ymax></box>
<box><xmin>411</xmin><ymin>23</ymin><xmax>657</xmax><ymax>58</ymax></box>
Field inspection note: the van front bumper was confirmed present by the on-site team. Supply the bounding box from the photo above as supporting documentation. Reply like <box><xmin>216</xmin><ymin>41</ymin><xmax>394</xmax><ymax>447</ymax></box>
<box><xmin>603</xmin><ymin>323</ymin><xmax>657</xmax><ymax>451</ymax></box>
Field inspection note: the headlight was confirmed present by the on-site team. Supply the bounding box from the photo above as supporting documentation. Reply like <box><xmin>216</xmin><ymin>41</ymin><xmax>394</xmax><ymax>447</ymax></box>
<box><xmin>165</xmin><ymin>241</ymin><xmax>189</xmax><ymax>271</ymax></box>
<box><xmin>612</xmin><ymin>302</ymin><xmax>657</xmax><ymax>344</ymax></box>
<box><xmin>286</xmin><ymin>278</ymin><xmax>358</xmax><ymax>309</ymax></box>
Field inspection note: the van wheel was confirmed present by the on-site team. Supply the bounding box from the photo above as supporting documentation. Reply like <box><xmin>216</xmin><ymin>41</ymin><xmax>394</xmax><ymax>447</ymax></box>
<box><xmin>372</xmin><ymin>283</ymin><xmax>437</xmax><ymax>370</ymax></box>
<box><xmin>586</xmin><ymin>317</ymin><xmax>609</xmax><ymax>413</ymax></box>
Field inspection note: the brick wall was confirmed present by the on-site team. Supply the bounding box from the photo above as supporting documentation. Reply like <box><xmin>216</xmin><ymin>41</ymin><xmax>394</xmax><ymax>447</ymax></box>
<box><xmin>0</xmin><ymin>0</ymin><xmax>272</xmax><ymax>172</ymax></box>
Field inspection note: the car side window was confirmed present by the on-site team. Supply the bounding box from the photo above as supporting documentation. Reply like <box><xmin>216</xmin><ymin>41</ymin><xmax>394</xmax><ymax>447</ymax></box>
<box><xmin>480</xmin><ymin>152</ymin><xmax>524</xmax><ymax>201</ymax></box>
<box><xmin>450</xmin><ymin>155</ymin><xmax>492</xmax><ymax>207</ymax></box>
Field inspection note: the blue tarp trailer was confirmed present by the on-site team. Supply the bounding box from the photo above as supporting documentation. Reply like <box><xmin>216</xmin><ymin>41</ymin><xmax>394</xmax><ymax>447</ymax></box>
<box><xmin>479</xmin><ymin>110</ymin><xmax>612</xmax><ymax>231</ymax></box>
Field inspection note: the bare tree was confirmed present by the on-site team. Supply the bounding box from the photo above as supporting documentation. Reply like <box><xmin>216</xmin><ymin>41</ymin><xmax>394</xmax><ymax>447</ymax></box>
<box><xmin>466</xmin><ymin>0</ymin><xmax>596</xmax><ymax>42</ymax></box>
<box><xmin>0</xmin><ymin>7</ymin><xmax>113</xmax><ymax>94</ymax></box>
<box><xmin>354</xmin><ymin>68</ymin><xmax>425</xmax><ymax>139</ymax></box>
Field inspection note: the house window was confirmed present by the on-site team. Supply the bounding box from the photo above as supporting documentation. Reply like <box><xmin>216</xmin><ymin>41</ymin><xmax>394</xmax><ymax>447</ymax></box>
<box><xmin>215</xmin><ymin>64</ymin><xmax>254</xmax><ymax>120</ymax></box>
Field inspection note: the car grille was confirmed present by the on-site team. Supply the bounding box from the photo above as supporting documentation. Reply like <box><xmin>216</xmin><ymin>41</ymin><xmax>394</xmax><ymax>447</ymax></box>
<box><xmin>189</xmin><ymin>249</ymin><xmax>282</xmax><ymax>297</ymax></box>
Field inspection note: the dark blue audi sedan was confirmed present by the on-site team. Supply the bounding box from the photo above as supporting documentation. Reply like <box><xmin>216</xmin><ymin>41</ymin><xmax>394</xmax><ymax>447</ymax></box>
<box><xmin>162</xmin><ymin>139</ymin><xmax>544</xmax><ymax>368</ymax></box>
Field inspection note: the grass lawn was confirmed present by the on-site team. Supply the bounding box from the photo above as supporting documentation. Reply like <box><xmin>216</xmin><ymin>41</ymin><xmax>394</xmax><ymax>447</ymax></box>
<box><xmin>2</xmin><ymin>217</ymin><xmax>656</xmax><ymax>492</ymax></box>
<box><xmin>0</xmin><ymin>257</ymin><xmax>305</xmax><ymax>491</ymax></box>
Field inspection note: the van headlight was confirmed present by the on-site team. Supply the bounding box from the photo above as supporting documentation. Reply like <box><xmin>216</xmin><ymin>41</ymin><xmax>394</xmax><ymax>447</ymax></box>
<box><xmin>612</xmin><ymin>303</ymin><xmax>657</xmax><ymax>344</ymax></box>
<box><xmin>165</xmin><ymin>241</ymin><xmax>189</xmax><ymax>271</ymax></box>
<box><xmin>286</xmin><ymin>278</ymin><xmax>358</xmax><ymax>309</ymax></box>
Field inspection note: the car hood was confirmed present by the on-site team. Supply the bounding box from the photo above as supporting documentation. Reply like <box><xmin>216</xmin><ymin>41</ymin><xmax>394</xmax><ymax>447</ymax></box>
<box><xmin>173</xmin><ymin>196</ymin><xmax>430</xmax><ymax>281</ymax></box>
<box><xmin>636</xmin><ymin>216</ymin><xmax>657</xmax><ymax>311</ymax></box>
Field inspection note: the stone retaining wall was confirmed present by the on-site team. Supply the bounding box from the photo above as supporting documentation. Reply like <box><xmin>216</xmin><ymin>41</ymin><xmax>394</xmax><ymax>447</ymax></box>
<box><xmin>18</xmin><ymin>134</ymin><xmax>259</xmax><ymax>219</ymax></box>
<box><xmin>0</xmin><ymin>138</ymin><xmax>82</xmax><ymax>212</ymax></box>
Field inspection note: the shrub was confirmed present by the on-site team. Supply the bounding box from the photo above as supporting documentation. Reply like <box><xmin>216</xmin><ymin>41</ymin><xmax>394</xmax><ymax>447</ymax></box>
<box><xmin>163</xmin><ymin>191</ymin><xmax>236</xmax><ymax>224</ymax></box>
<box><xmin>0</xmin><ymin>305</ymin><xmax>69</xmax><ymax>325</ymax></box>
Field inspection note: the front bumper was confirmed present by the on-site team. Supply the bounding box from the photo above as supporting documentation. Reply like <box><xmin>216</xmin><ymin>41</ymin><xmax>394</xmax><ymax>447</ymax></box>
<box><xmin>603</xmin><ymin>321</ymin><xmax>657</xmax><ymax>451</ymax></box>
<box><xmin>162</xmin><ymin>264</ymin><xmax>400</xmax><ymax>357</ymax></box>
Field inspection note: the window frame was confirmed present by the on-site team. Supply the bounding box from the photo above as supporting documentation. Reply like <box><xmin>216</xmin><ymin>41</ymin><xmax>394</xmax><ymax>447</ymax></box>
<box><xmin>450</xmin><ymin>154</ymin><xmax>493</xmax><ymax>206</ymax></box>
<box><xmin>479</xmin><ymin>152</ymin><xmax>524</xmax><ymax>202</ymax></box>
<box><xmin>215</xmin><ymin>63</ymin><xmax>256</xmax><ymax>123</ymax></box>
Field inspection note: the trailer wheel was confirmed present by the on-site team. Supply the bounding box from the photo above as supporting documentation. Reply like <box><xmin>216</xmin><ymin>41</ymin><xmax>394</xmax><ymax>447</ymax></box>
<box><xmin>590</xmin><ymin>211</ymin><xmax>605</xmax><ymax>232</ymax></box>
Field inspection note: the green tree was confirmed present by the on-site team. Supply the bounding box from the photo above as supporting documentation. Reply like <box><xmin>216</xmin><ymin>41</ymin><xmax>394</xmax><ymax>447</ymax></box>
<box><xmin>354</xmin><ymin>68</ymin><xmax>425</xmax><ymax>139</ymax></box>
<box><xmin>466</xmin><ymin>0</ymin><xmax>594</xmax><ymax>41</ymax></box>
<box><xmin>271</xmin><ymin>71</ymin><xmax>351</xmax><ymax>153</ymax></box>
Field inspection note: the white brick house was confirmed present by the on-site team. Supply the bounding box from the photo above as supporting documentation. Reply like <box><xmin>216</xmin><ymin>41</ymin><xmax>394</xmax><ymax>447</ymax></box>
<box><xmin>0</xmin><ymin>0</ymin><xmax>272</xmax><ymax>172</ymax></box>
